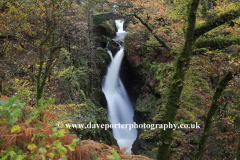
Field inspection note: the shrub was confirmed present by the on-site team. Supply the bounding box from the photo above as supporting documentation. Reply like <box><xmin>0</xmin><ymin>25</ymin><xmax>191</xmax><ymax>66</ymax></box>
<box><xmin>0</xmin><ymin>94</ymin><xmax>81</xmax><ymax>160</ymax></box>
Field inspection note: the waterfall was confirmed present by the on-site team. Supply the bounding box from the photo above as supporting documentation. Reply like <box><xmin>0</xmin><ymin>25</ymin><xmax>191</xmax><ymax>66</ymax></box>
<box><xmin>102</xmin><ymin>20</ymin><xmax>137</xmax><ymax>154</ymax></box>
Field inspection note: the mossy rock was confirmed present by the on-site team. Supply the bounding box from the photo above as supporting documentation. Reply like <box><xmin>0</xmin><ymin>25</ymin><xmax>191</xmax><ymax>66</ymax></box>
<box><xmin>100</xmin><ymin>20</ymin><xmax>116</xmax><ymax>35</ymax></box>
<box><xmin>102</xmin><ymin>36</ymin><xmax>120</xmax><ymax>56</ymax></box>
<box><xmin>97</xmin><ymin>20</ymin><xmax>116</xmax><ymax>38</ymax></box>
<box><xmin>96</xmin><ymin>47</ymin><xmax>111</xmax><ymax>63</ymax></box>
<box><xmin>93</xmin><ymin>15</ymin><xmax>106</xmax><ymax>26</ymax></box>
<box><xmin>94</xmin><ymin>47</ymin><xmax>111</xmax><ymax>75</ymax></box>
<box><xmin>93</xmin><ymin>20</ymin><xmax>116</xmax><ymax>47</ymax></box>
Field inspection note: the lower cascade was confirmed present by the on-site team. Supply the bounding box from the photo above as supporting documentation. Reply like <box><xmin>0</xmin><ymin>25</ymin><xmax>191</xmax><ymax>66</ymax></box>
<box><xmin>102</xmin><ymin>20</ymin><xmax>137</xmax><ymax>153</ymax></box>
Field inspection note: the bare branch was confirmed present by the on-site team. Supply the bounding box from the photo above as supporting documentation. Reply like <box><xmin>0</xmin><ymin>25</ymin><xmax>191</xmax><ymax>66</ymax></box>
<box><xmin>133</xmin><ymin>13</ymin><xmax>171</xmax><ymax>51</ymax></box>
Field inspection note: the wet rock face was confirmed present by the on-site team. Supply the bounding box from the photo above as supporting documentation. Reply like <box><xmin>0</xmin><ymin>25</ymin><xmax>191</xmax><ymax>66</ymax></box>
<box><xmin>107</xmin><ymin>40</ymin><xmax>120</xmax><ymax>57</ymax></box>
<box><xmin>93</xmin><ymin>20</ymin><xmax>116</xmax><ymax>37</ymax></box>
<box><xmin>123</xmin><ymin>31</ymin><xmax>164</xmax><ymax>156</ymax></box>
<box><xmin>93</xmin><ymin>47</ymin><xmax>111</xmax><ymax>110</ymax></box>
<box><xmin>120</xmin><ymin>57</ymin><xmax>156</xmax><ymax>155</ymax></box>
<box><xmin>93</xmin><ymin>20</ymin><xmax>120</xmax><ymax>56</ymax></box>
<box><xmin>99</xmin><ymin>20</ymin><xmax>117</xmax><ymax>38</ymax></box>
<box><xmin>95</xmin><ymin>25</ymin><xmax>115</xmax><ymax>39</ymax></box>
<box><xmin>131</xmin><ymin>94</ymin><xmax>161</xmax><ymax>155</ymax></box>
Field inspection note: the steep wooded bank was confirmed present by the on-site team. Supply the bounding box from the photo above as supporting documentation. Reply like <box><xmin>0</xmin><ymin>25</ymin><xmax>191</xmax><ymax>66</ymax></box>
<box><xmin>0</xmin><ymin>0</ymin><xmax>119</xmax><ymax>153</ymax></box>
<box><xmin>1</xmin><ymin>0</ymin><xmax>240</xmax><ymax>159</ymax></box>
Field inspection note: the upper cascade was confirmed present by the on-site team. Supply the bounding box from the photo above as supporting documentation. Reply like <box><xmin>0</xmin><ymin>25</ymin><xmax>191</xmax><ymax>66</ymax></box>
<box><xmin>113</xmin><ymin>20</ymin><xmax>127</xmax><ymax>43</ymax></box>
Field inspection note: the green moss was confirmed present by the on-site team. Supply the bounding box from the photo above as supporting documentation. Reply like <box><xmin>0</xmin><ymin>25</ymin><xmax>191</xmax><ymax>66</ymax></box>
<box><xmin>99</xmin><ymin>20</ymin><xmax>116</xmax><ymax>38</ymax></box>
<box><xmin>96</xmin><ymin>47</ymin><xmax>109</xmax><ymax>60</ymax></box>
<box><xmin>178</xmin><ymin>67</ymin><xmax>210</xmax><ymax>123</ymax></box>
<box><xmin>100</xmin><ymin>20</ymin><xmax>115</xmax><ymax>33</ymax></box>
<box><xmin>135</xmin><ymin>94</ymin><xmax>161</xmax><ymax>113</ymax></box>
<box><xmin>190</xmin><ymin>136</ymin><xmax>200</xmax><ymax>144</ymax></box>
<box><xmin>146</xmin><ymin>62</ymin><xmax>174</xmax><ymax>94</ymax></box>
<box><xmin>93</xmin><ymin>15</ymin><xmax>106</xmax><ymax>26</ymax></box>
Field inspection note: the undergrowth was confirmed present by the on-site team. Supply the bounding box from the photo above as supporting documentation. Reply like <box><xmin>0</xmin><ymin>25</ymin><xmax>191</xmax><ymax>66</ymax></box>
<box><xmin>0</xmin><ymin>94</ymin><xmax>81</xmax><ymax>160</ymax></box>
<box><xmin>0</xmin><ymin>94</ymin><xmax>154</xmax><ymax>160</ymax></box>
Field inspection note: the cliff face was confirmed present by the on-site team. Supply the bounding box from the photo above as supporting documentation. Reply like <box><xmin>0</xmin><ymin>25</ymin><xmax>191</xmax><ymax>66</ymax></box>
<box><xmin>124</xmin><ymin>30</ymin><xmax>164</xmax><ymax>156</ymax></box>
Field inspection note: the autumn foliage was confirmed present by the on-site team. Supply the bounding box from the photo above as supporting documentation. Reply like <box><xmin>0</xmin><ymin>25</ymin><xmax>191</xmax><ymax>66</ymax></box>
<box><xmin>0</xmin><ymin>95</ymin><xmax>154</xmax><ymax>159</ymax></box>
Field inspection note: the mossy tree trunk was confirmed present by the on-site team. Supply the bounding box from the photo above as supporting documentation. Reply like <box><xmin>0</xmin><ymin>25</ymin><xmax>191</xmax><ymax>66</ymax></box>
<box><xmin>0</xmin><ymin>77</ymin><xmax>3</xmax><ymax>95</ymax></box>
<box><xmin>36</xmin><ymin>31</ymin><xmax>63</xmax><ymax>106</ymax></box>
<box><xmin>156</xmin><ymin>0</ymin><xmax>200</xmax><ymax>159</ymax></box>
<box><xmin>237</xmin><ymin>131</ymin><xmax>240</xmax><ymax>160</ymax></box>
<box><xmin>0</xmin><ymin>36</ymin><xmax>10</xmax><ymax>96</ymax></box>
<box><xmin>86</xmin><ymin>8</ymin><xmax>94</xmax><ymax>98</ymax></box>
<box><xmin>194</xmin><ymin>71</ymin><xmax>239</xmax><ymax>160</ymax></box>
<box><xmin>36</xmin><ymin>52</ymin><xmax>54</xmax><ymax>105</ymax></box>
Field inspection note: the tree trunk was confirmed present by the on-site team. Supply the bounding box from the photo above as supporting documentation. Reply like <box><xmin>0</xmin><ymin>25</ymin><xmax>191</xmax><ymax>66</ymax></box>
<box><xmin>194</xmin><ymin>71</ymin><xmax>236</xmax><ymax>160</ymax></box>
<box><xmin>0</xmin><ymin>70</ymin><xmax>3</xmax><ymax>95</ymax></box>
<box><xmin>36</xmin><ymin>32</ymin><xmax>61</xmax><ymax>106</ymax></box>
<box><xmin>237</xmin><ymin>131</ymin><xmax>240</xmax><ymax>160</ymax></box>
<box><xmin>87</xmin><ymin>11</ymin><xmax>93</xmax><ymax>97</ymax></box>
<box><xmin>156</xmin><ymin>0</ymin><xmax>200</xmax><ymax>159</ymax></box>
<box><xmin>0</xmin><ymin>80</ymin><xmax>2</xmax><ymax>95</ymax></box>
<box><xmin>202</xmin><ymin>0</ymin><xmax>208</xmax><ymax>18</ymax></box>
<box><xmin>36</xmin><ymin>51</ymin><xmax>54</xmax><ymax>106</ymax></box>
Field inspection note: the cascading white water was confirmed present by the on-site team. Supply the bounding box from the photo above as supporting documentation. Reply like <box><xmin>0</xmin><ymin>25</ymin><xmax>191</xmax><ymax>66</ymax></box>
<box><xmin>102</xmin><ymin>20</ymin><xmax>137</xmax><ymax>153</ymax></box>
